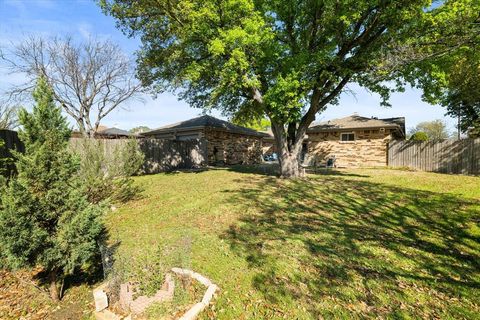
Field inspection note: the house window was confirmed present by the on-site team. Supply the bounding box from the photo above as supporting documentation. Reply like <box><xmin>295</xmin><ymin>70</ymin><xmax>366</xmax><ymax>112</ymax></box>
<box><xmin>340</xmin><ymin>132</ymin><xmax>355</xmax><ymax>141</ymax></box>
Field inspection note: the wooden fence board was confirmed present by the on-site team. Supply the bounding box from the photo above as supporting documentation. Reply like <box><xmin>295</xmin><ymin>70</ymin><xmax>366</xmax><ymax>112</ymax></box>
<box><xmin>388</xmin><ymin>138</ymin><xmax>480</xmax><ymax>175</ymax></box>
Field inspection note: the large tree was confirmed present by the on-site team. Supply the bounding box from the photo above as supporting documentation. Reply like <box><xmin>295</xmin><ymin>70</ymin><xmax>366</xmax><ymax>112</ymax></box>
<box><xmin>0</xmin><ymin>101</ymin><xmax>18</xmax><ymax>129</ymax></box>
<box><xmin>100</xmin><ymin>0</ymin><xmax>478</xmax><ymax>177</ymax></box>
<box><xmin>428</xmin><ymin>53</ymin><xmax>480</xmax><ymax>138</ymax></box>
<box><xmin>129</xmin><ymin>125</ymin><xmax>151</xmax><ymax>134</ymax></box>
<box><xmin>408</xmin><ymin>119</ymin><xmax>451</xmax><ymax>140</ymax></box>
<box><xmin>2</xmin><ymin>36</ymin><xmax>142</xmax><ymax>137</ymax></box>
<box><xmin>400</xmin><ymin>1</ymin><xmax>480</xmax><ymax>138</ymax></box>
<box><xmin>0</xmin><ymin>77</ymin><xmax>104</xmax><ymax>301</ymax></box>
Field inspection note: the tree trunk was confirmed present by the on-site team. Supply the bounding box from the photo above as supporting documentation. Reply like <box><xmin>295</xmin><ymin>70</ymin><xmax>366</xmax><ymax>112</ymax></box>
<box><xmin>271</xmin><ymin>120</ymin><xmax>306</xmax><ymax>178</ymax></box>
<box><xmin>278</xmin><ymin>150</ymin><xmax>302</xmax><ymax>178</ymax></box>
<box><xmin>48</xmin><ymin>270</ymin><xmax>60</xmax><ymax>302</ymax></box>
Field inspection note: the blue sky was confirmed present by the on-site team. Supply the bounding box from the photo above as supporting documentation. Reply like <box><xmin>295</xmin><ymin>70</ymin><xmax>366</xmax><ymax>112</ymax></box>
<box><xmin>0</xmin><ymin>0</ymin><xmax>456</xmax><ymax>133</ymax></box>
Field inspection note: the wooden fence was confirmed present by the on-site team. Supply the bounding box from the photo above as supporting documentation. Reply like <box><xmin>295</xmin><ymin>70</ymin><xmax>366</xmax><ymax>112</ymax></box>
<box><xmin>0</xmin><ymin>129</ymin><xmax>24</xmax><ymax>177</ymax></box>
<box><xmin>138</xmin><ymin>138</ymin><xmax>207</xmax><ymax>173</ymax></box>
<box><xmin>0</xmin><ymin>129</ymin><xmax>23</xmax><ymax>152</ymax></box>
<box><xmin>69</xmin><ymin>138</ymin><xmax>208</xmax><ymax>174</ymax></box>
<box><xmin>388</xmin><ymin>139</ymin><xmax>480</xmax><ymax>175</ymax></box>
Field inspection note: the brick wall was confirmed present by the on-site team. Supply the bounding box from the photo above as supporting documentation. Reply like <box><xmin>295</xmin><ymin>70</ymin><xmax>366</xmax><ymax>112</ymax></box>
<box><xmin>306</xmin><ymin>129</ymin><xmax>396</xmax><ymax>167</ymax></box>
<box><xmin>204</xmin><ymin>128</ymin><xmax>263</xmax><ymax>165</ymax></box>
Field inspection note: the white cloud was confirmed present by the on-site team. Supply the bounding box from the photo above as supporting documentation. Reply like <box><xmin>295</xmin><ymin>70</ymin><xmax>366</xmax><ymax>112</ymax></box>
<box><xmin>35</xmin><ymin>0</ymin><xmax>56</xmax><ymax>9</ymax></box>
<box><xmin>77</xmin><ymin>22</ymin><xmax>92</xmax><ymax>40</ymax></box>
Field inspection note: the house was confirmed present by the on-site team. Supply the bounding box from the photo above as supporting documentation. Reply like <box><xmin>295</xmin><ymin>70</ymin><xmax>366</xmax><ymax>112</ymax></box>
<box><xmin>71</xmin><ymin>125</ymin><xmax>109</xmax><ymax>138</ymax></box>
<box><xmin>305</xmin><ymin>114</ymin><xmax>405</xmax><ymax>167</ymax></box>
<box><xmin>143</xmin><ymin>115</ymin><xmax>269</xmax><ymax>165</ymax></box>
<box><xmin>71</xmin><ymin>126</ymin><xmax>138</xmax><ymax>139</ymax></box>
<box><xmin>95</xmin><ymin>127</ymin><xmax>139</xmax><ymax>139</ymax></box>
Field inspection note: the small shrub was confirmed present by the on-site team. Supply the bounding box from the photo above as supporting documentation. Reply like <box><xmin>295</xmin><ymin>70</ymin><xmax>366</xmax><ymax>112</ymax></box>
<box><xmin>132</xmin><ymin>253</ymin><xmax>166</xmax><ymax>297</ymax></box>
<box><xmin>108</xmin><ymin>236</ymin><xmax>193</xmax><ymax>303</ymax></box>
<box><xmin>113</xmin><ymin>139</ymin><xmax>145</xmax><ymax>177</ymax></box>
<box><xmin>144</xmin><ymin>277</ymin><xmax>204</xmax><ymax>319</ymax></box>
<box><xmin>74</xmin><ymin>138</ymin><xmax>144</xmax><ymax>204</ymax></box>
<box><xmin>409</xmin><ymin>131</ymin><xmax>429</xmax><ymax>141</ymax></box>
<box><xmin>108</xmin><ymin>247</ymin><xmax>165</xmax><ymax>299</ymax></box>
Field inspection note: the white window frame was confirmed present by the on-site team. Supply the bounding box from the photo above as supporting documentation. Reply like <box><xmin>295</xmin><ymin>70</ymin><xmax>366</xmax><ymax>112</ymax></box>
<box><xmin>340</xmin><ymin>132</ymin><xmax>355</xmax><ymax>142</ymax></box>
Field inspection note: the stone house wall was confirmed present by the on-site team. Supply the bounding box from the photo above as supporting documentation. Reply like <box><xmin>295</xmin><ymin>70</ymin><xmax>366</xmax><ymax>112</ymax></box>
<box><xmin>204</xmin><ymin>128</ymin><xmax>263</xmax><ymax>165</ymax></box>
<box><xmin>306</xmin><ymin>129</ymin><xmax>397</xmax><ymax>167</ymax></box>
<box><xmin>261</xmin><ymin>138</ymin><xmax>276</xmax><ymax>155</ymax></box>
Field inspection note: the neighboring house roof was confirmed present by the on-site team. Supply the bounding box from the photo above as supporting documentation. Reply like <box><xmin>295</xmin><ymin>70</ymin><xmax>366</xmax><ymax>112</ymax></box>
<box><xmin>308</xmin><ymin>114</ymin><xmax>405</xmax><ymax>137</ymax></box>
<box><xmin>259</xmin><ymin>129</ymin><xmax>275</xmax><ymax>140</ymax></box>
<box><xmin>96</xmin><ymin>127</ymin><xmax>136</xmax><ymax>137</ymax></box>
<box><xmin>97</xmin><ymin>125</ymin><xmax>109</xmax><ymax>132</ymax></box>
<box><xmin>143</xmin><ymin>115</ymin><xmax>270</xmax><ymax>137</ymax></box>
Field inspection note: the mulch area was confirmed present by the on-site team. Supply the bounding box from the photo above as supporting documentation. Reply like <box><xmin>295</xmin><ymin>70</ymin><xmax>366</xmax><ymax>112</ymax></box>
<box><xmin>0</xmin><ymin>269</ymin><xmax>52</xmax><ymax>319</ymax></box>
<box><xmin>0</xmin><ymin>269</ymin><xmax>93</xmax><ymax>319</ymax></box>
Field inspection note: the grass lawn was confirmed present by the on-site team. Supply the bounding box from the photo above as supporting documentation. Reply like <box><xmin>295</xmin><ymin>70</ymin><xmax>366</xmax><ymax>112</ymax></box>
<box><xmin>105</xmin><ymin>167</ymin><xmax>480</xmax><ymax>319</ymax></box>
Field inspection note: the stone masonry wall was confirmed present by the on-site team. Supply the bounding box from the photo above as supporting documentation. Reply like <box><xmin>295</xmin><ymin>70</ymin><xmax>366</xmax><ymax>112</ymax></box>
<box><xmin>205</xmin><ymin>128</ymin><xmax>263</xmax><ymax>165</ymax></box>
<box><xmin>306</xmin><ymin>129</ymin><xmax>395</xmax><ymax>167</ymax></box>
<box><xmin>261</xmin><ymin>139</ymin><xmax>276</xmax><ymax>155</ymax></box>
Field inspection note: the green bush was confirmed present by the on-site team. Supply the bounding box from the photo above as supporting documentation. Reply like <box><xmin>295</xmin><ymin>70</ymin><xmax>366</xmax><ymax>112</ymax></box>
<box><xmin>0</xmin><ymin>77</ymin><xmax>105</xmax><ymax>301</ymax></box>
<box><xmin>409</xmin><ymin>131</ymin><xmax>429</xmax><ymax>141</ymax></box>
<box><xmin>0</xmin><ymin>139</ymin><xmax>14</xmax><ymax>178</ymax></box>
<box><xmin>74</xmin><ymin>138</ymin><xmax>144</xmax><ymax>204</ymax></box>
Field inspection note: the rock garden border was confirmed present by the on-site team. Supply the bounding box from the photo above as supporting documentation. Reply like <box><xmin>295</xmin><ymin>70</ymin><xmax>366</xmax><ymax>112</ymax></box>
<box><xmin>93</xmin><ymin>268</ymin><xmax>218</xmax><ymax>320</ymax></box>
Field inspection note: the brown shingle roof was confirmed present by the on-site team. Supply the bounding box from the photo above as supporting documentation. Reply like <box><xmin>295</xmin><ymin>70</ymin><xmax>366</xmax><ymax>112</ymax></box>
<box><xmin>308</xmin><ymin>114</ymin><xmax>405</xmax><ymax>136</ymax></box>
<box><xmin>144</xmin><ymin>115</ymin><xmax>270</xmax><ymax>137</ymax></box>
<box><xmin>96</xmin><ymin>127</ymin><xmax>136</xmax><ymax>137</ymax></box>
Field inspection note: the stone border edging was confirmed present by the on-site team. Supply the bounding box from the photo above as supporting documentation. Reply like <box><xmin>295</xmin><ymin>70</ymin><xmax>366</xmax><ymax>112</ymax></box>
<box><xmin>171</xmin><ymin>268</ymin><xmax>218</xmax><ymax>320</ymax></box>
<box><xmin>93</xmin><ymin>268</ymin><xmax>218</xmax><ymax>320</ymax></box>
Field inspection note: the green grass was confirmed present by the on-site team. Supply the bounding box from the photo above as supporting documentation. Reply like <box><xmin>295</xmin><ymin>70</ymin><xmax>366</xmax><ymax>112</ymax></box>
<box><xmin>106</xmin><ymin>167</ymin><xmax>480</xmax><ymax>319</ymax></box>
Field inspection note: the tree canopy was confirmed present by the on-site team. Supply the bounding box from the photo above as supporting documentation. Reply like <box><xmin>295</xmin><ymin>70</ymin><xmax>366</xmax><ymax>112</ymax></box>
<box><xmin>2</xmin><ymin>36</ymin><xmax>142</xmax><ymax>137</ymax></box>
<box><xmin>100</xmin><ymin>0</ymin><xmax>480</xmax><ymax>177</ymax></box>
<box><xmin>409</xmin><ymin>131</ymin><xmax>429</xmax><ymax>141</ymax></box>
<box><xmin>129</xmin><ymin>125</ymin><xmax>152</xmax><ymax>134</ymax></box>
<box><xmin>0</xmin><ymin>101</ymin><xmax>18</xmax><ymax>130</ymax></box>
<box><xmin>434</xmin><ymin>53</ymin><xmax>480</xmax><ymax>137</ymax></box>
<box><xmin>408</xmin><ymin>119</ymin><xmax>451</xmax><ymax>140</ymax></box>
<box><xmin>402</xmin><ymin>0</ymin><xmax>480</xmax><ymax>137</ymax></box>
<box><xmin>231</xmin><ymin>116</ymin><xmax>271</xmax><ymax>132</ymax></box>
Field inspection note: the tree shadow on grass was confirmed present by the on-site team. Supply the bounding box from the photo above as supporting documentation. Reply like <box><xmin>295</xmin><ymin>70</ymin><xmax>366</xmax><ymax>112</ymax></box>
<box><xmin>307</xmin><ymin>168</ymin><xmax>371</xmax><ymax>177</ymax></box>
<box><xmin>222</xmin><ymin>175</ymin><xmax>480</xmax><ymax>318</ymax></box>
<box><xmin>224</xmin><ymin>163</ymin><xmax>280</xmax><ymax>176</ymax></box>
<box><xmin>224</xmin><ymin>164</ymin><xmax>371</xmax><ymax>178</ymax></box>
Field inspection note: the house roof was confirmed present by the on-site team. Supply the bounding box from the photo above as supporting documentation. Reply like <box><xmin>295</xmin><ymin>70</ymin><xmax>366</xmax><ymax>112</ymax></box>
<box><xmin>96</xmin><ymin>127</ymin><xmax>135</xmax><ymax>137</ymax></box>
<box><xmin>308</xmin><ymin>114</ymin><xmax>405</xmax><ymax>136</ymax></box>
<box><xmin>143</xmin><ymin>115</ymin><xmax>270</xmax><ymax>137</ymax></box>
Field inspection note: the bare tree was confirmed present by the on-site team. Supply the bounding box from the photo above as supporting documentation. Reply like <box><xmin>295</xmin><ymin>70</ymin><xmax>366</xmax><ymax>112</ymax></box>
<box><xmin>2</xmin><ymin>36</ymin><xmax>142</xmax><ymax>136</ymax></box>
<box><xmin>0</xmin><ymin>101</ymin><xmax>18</xmax><ymax>129</ymax></box>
